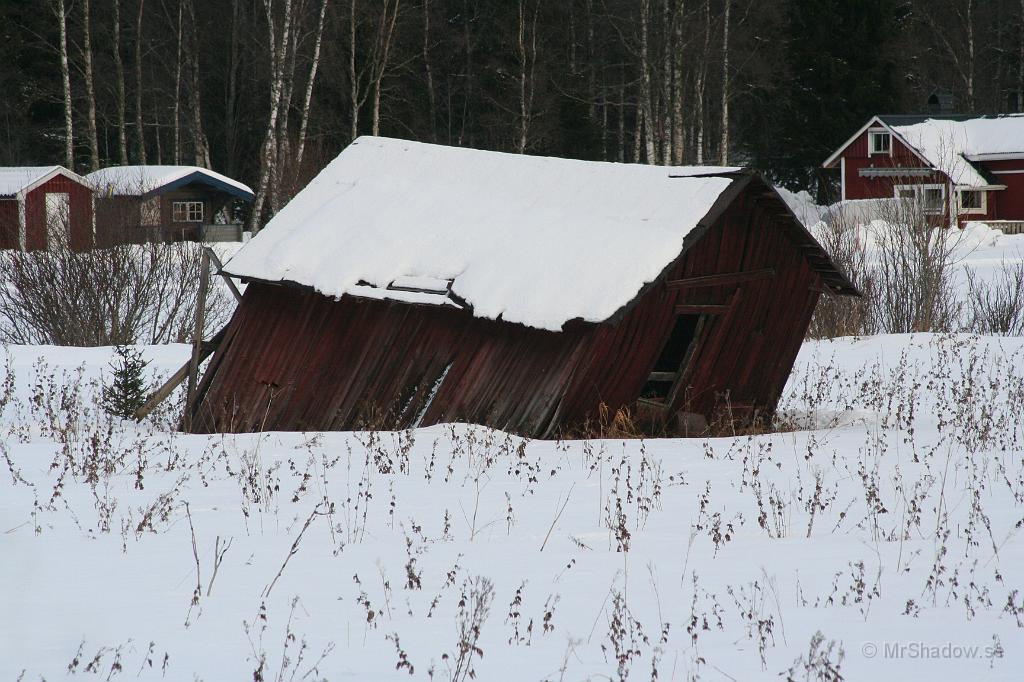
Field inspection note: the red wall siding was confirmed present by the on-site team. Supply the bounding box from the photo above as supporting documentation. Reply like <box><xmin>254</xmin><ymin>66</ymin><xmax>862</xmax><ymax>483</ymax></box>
<box><xmin>837</xmin><ymin>127</ymin><xmax>1024</xmax><ymax>224</ymax></box>
<box><xmin>980</xmin><ymin>159</ymin><xmax>1024</xmax><ymax>220</ymax></box>
<box><xmin>840</xmin><ymin>128</ymin><xmax>947</xmax><ymax>201</ymax></box>
<box><xmin>0</xmin><ymin>199</ymin><xmax>18</xmax><ymax>249</ymax></box>
<box><xmin>189</xmin><ymin>182</ymin><xmax>832</xmax><ymax>436</ymax></box>
<box><xmin>24</xmin><ymin>175</ymin><xmax>94</xmax><ymax>250</ymax></box>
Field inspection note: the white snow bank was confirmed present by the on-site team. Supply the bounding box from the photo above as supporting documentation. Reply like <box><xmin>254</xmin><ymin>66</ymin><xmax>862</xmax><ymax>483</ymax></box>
<box><xmin>223</xmin><ymin>137</ymin><xmax>736</xmax><ymax>331</ymax></box>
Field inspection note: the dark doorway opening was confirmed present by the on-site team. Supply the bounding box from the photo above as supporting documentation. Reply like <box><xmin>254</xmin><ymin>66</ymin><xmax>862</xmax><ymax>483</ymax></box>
<box><xmin>641</xmin><ymin>314</ymin><xmax>701</xmax><ymax>401</ymax></box>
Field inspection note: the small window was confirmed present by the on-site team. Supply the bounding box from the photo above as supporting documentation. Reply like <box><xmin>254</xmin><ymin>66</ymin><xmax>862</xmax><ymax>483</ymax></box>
<box><xmin>894</xmin><ymin>184</ymin><xmax>945</xmax><ymax>215</ymax></box>
<box><xmin>869</xmin><ymin>130</ymin><xmax>891</xmax><ymax>155</ymax></box>
<box><xmin>959</xmin><ymin>190</ymin><xmax>983</xmax><ymax>212</ymax></box>
<box><xmin>923</xmin><ymin>187</ymin><xmax>944</xmax><ymax>213</ymax></box>
<box><xmin>172</xmin><ymin>201</ymin><xmax>204</xmax><ymax>223</ymax></box>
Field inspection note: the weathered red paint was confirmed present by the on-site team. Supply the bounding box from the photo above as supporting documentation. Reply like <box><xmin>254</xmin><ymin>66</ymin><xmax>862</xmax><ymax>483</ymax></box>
<box><xmin>187</xmin><ymin>174</ymin><xmax>856</xmax><ymax>438</ymax></box>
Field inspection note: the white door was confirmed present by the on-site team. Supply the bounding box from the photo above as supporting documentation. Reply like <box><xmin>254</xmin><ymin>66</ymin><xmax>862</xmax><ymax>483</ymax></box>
<box><xmin>45</xmin><ymin>192</ymin><xmax>70</xmax><ymax>250</ymax></box>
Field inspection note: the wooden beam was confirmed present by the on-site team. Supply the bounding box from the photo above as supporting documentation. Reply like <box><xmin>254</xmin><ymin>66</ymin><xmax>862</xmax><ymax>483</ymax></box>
<box><xmin>133</xmin><ymin>331</ymin><xmax>225</xmax><ymax>421</ymax></box>
<box><xmin>205</xmin><ymin>247</ymin><xmax>243</xmax><ymax>303</ymax></box>
<box><xmin>647</xmin><ymin>371</ymin><xmax>677</xmax><ymax>382</ymax></box>
<box><xmin>675</xmin><ymin>304</ymin><xmax>729</xmax><ymax>315</ymax></box>
<box><xmin>183</xmin><ymin>250</ymin><xmax>211</xmax><ymax>431</ymax></box>
<box><xmin>666</xmin><ymin>268</ymin><xmax>775</xmax><ymax>291</ymax></box>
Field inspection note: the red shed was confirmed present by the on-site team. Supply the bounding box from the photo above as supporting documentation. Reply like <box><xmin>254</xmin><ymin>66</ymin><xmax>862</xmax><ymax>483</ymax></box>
<box><xmin>187</xmin><ymin>137</ymin><xmax>858</xmax><ymax>437</ymax></box>
<box><xmin>0</xmin><ymin>166</ymin><xmax>94</xmax><ymax>250</ymax></box>
<box><xmin>823</xmin><ymin>114</ymin><xmax>1024</xmax><ymax>230</ymax></box>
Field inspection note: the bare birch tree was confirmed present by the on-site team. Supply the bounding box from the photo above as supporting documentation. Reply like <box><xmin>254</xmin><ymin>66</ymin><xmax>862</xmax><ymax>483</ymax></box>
<box><xmin>293</xmin><ymin>0</ymin><xmax>330</xmax><ymax>182</ymax></box>
<box><xmin>134</xmin><ymin>0</ymin><xmax>147</xmax><ymax>164</ymax></box>
<box><xmin>82</xmin><ymin>0</ymin><xmax>101</xmax><ymax>171</ymax></box>
<box><xmin>516</xmin><ymin>0</ymin><xmax>540</xmax><ymax>153</ymax></box>
<box><xmin>638</xmin><ymin>0</ymin><xmax>656</xmax><ymax>163</ymax></box>
<box><xmin>185</xmin><ymin>0</ymin><xmax>211</xmax><ymax>168</ymax></box>
<box><xmin>54</xmin><ymin>0</ymin><xmax>74</xmax><ymax>168</ymax></box>
<box><xmin>423</xmin><ymin>0</ymin><xmax>437</xmax><ymax>141</ymax></box>
<box><xmin>113</xmin><ymin>0</ymin><xmax>129</xmax><ymax>165</ymax></box>
<box><xmin>249</xmin><ymin>0</ymin><xmax>294</xmax><ymax>232</ymax></box>
<box><xmin>719</xmin><ymin>0</ymin><xmax>730</xmax><ymax>165</ymax></box>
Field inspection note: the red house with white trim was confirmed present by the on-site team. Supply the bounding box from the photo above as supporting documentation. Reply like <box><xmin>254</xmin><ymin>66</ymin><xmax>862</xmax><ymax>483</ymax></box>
<box><xmin>0</xmin><ymin>166</ymin><xmax>94</xmax><ymax>250</ymax></box>
<box><xmin>823</xmin><ymin>114</ymin><xmax>1024</xmax><ymax>228</ymax></box>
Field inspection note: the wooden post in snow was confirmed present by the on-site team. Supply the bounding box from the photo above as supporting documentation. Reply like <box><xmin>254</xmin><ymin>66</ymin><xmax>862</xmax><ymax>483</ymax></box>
<box><xmin>183</xmin><ymin>249</ymin><xmax>211</xmax><ymax>431</ymax></box>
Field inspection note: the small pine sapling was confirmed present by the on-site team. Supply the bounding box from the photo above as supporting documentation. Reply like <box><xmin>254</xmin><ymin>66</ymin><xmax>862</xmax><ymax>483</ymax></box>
<box><xmin>102</xmin><ymin>345</ymin><xmax>150</xmax><ymax>419</ymax></box>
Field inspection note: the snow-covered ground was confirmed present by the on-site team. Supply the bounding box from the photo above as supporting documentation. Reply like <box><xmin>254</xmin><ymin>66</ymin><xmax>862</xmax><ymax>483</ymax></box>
<box><xmin>1</xmin><ymin>332</ymin><xmax>1022</xmax><ymax>681</ymax></box>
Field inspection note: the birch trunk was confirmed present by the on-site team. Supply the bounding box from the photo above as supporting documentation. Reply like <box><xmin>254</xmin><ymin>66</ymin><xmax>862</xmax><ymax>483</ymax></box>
<box><xmin>1019</xmin><ymin>0</ymin><xmax>1024</xmax><ymax>111</ymax></box>
<box><xmin>350</xmin><ymin>0</ymin><xmax>359</xmax><ymax>139</ymax></box>
<box><xmin>694</xmin><ymin>0</ymin><xmax>710</xmax><ymax>164</ymax></box>
<box><xmin>134</xmin><ymin>0</ymin><xmax>146</xmax><ymax>163</ymax></box>
<box><xmin>82</xmin><ymin>0</ymin><xmax>100</xmax><ymax>171</ymax></box>
<box><xmin>294</xmin><ymin>0</ymin><xmax>330</xmax><ymax>180</ymax></box>
<box><xmin>516</xmin><ymin>0</ymin><xmax>540</xmax><ymax>153</ymax></box>
<box><xmin>638</xmin><ymin>0</ymin><xmax>656</xmax><ymax>163</ymax></box>
<box><xmin>671</xmin><ymin>0</ymin><xmax>685</xmax><ymax>164</ymax></box>
<box><xmin>719</xmin><ymin>0</ymin><xmax>729</xmax><ymax>165</ymax></box>
<box><xmin>423</xmin><ymin>0</ymin><xmax>437</xmax><ymax>141</ymax></box>
<box><xmin>172</xmin><ymin>1</ymin><xmax>183</xmax><ymax>164</ymax></box>
<box><xmin>113</xmin><ymin>0</ymin><xmax>128</xmax><ymax>165</ymax></box>
<box><xmin>225</xmin><ymin>0</ymin><xmax>241</xmax><ymax>173</ymax></box>
<box><xmin>660</xmin><ymin>0</ymin><xmax>672</xmax><ymax>164</ymax></box>
<box><xmin>55</xmin><ymin>0</ymin><xmax>74</xmax><ymax>168</ymax></box>
<box><xmin>186</xmin><ymin>0</ymin><xmax>211</xmax><ymax>168</ymax></box>
<box><xmin>371</xmin><ymin>0</ymin><xmax>401</xmax><ymax>136</ymax></box>
<box><xmin>249</xmin><ymin>0</ymin><xmax>294</xmax><ymax>232</ymax></box>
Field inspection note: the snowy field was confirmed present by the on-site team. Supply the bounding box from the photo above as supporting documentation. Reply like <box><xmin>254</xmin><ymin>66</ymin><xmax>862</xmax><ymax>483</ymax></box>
<box><xmin>1</xmin><ymin>332</ymin><xmax>1022</xmax><ymax>681</ymax></box>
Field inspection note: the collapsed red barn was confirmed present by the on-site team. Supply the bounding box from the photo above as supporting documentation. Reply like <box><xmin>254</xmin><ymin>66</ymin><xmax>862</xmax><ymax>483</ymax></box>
<box><xmin>187</xmin><ymin>137</ymin><xmax>857</xmax><ymax>437</ymax></box>
<box><xmin>0</xmin><ymin>166</ymin><xmax>94</xmax><ymax>250</ymax></box>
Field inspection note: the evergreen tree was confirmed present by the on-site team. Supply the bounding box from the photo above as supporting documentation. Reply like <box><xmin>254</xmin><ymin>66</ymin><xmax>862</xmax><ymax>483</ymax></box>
<box><xmin>750</xmin><ymin>0</ymin><xmax>906</xmax><ymax>196</ymax></box>
<box><xmin>102</xmin><ymin>345</ymin><xmax>150</xmax><ymax>419</ymax></box>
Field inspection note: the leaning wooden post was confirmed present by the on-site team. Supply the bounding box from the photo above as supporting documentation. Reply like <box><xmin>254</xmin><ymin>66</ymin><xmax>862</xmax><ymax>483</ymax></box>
<box><xmin>183</xmin><ymin>249</ymin><xmax>211</xmax><ymax>431</ymax></box>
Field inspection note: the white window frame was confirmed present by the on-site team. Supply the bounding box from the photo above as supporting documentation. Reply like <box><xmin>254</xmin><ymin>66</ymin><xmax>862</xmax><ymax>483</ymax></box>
<box><xmin>957</xmin><ymin>188</ymin><xmax>986</xmax><ymax>215</ymax></box>
<box><xmin>868</xmin><ymin>129</ymin><xmax>892</xmax><ymax>157</ymax></box>
<box><xmin>894</xmin><ymin>184</ymin><xmax>946</xmax><ymax>215</ymax></box>
<box><xmin>172</xmin><ymin>201</ymin><xmax>204</xmax><ymax>223</ymax></box>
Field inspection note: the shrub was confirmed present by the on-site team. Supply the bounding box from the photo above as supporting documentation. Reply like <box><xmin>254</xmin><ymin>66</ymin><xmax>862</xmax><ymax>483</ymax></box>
<box><xmin>102</xmin><ymin>345</ymin><xmax>151</xmax><ymax>419</ymax></box>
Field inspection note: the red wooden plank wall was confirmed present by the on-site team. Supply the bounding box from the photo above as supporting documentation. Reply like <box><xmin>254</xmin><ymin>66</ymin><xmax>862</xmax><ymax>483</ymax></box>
<box><xmin>189</xmin><ymin>187</ymin><xmax>826</xmax><ymax>437</ymax></box>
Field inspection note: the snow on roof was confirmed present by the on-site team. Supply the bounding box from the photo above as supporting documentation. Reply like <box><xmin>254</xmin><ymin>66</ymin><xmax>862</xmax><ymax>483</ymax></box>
<box><xmin>86</xmin><ymin>165</ymin><xmax>254</xmax><ymax>199</ymax></box>
<box><xmin>223</xmin><ymin>136</ymin><xmax>738</xmax><ymax>331</ymax></box>
<box><xmin>0</xmin><ymin>166</ymin><xmax>63</xmax><ymax>196</ymax></box>
<box><xmin>889</xmin><ymin>115</ymin><xmax>1024</xmax><ymax>187</ymax></box>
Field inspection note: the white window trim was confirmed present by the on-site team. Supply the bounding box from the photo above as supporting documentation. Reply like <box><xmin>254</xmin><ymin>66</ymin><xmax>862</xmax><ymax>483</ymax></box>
<box><xmin>868</xmin><ymin>128</ymin><xmax>892</xmax><ymax>157</ymax></box>
<box><xmin>894</xmin><ymin>184</ymin><xmax>946</xmax><ymax>215</ymax></box>
<box><xmin>957</xmin><ymin>188</ymin><xmax>987</xmax><ymax>215</ymax></box>
<box><xmin>172</xmin><ymin>200</ymin><xmax>205</xmax><ymax>223</ymax></box>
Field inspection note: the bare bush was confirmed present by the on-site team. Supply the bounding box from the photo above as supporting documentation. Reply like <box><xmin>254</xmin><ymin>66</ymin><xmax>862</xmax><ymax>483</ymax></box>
<box><xmin>0</xmin><ymin>239</ymin><xmax>230</xmax><ymax>346</ymax></box>
<box><xmin>869</xmin><ymin>198</ymin><xmax>962</xmax><ymax>334</ymax></box>
<box><xmin>807</xmin><ymin>209</ymin><xmax>875</xmax><ymax>339</ymax></box>
<box><xmin>965</xmin><ymin>261</ymin><xmax>1024</xmax><ymax>336</ymax></box>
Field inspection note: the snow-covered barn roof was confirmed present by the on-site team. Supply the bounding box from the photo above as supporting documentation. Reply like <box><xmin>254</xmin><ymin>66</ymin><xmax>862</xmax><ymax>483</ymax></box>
<box><xmin>223</xmin><ymin>137</ymin><xmax>745</xmax><ymax>331</ymax></box>
<box><xmin>0</xmin><ymin>166</ymin><xmax>86</xmax><ymax>198</ymax></box>
<box><xmin>86</xmin><ymin>165</ymin><xmax>254</xmax><ymax>201</ymax></box>
<box><xmin>824</xmin><ymin>114</ymin><xmax>1024</xmax><ymax>188</ymax></box>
